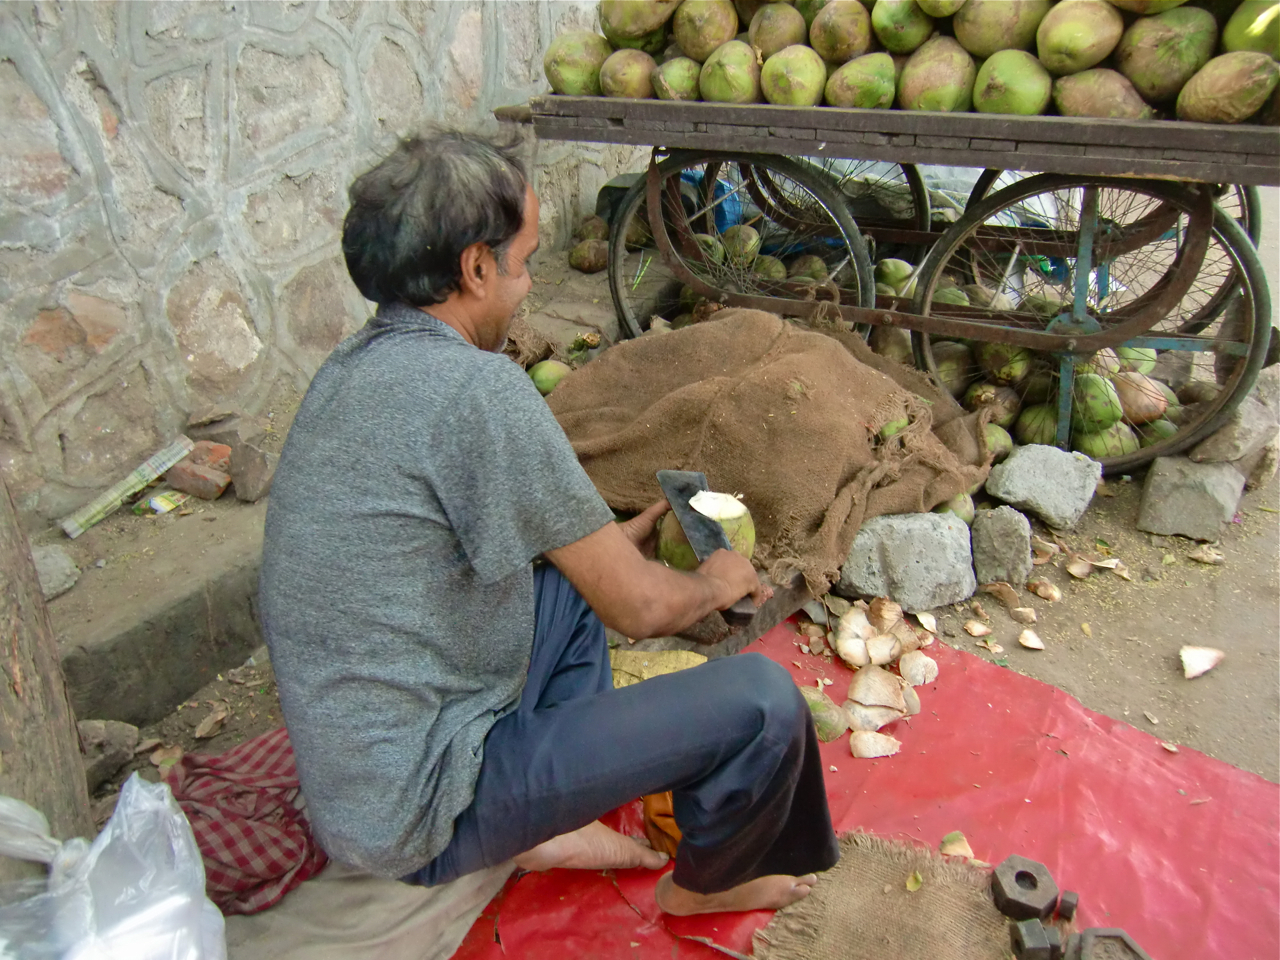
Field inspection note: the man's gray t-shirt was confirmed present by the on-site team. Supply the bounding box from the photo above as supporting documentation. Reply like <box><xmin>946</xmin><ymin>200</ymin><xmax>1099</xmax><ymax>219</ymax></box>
<box><xmin>259</xmin><ymin>303</ymin><xmax>614</xmax><ymax>879</ymax></box>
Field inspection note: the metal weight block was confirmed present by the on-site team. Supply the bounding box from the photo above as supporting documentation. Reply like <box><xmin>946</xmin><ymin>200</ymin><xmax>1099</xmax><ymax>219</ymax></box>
<box><xmin>992</xmin><ymin>854</ymin><xmax>1060</xmax><ymax>920</ymax></box>
<box><xmin>1057</xmin><ymin>889</ymin><xmax>1079</xmax><ymax>922</ymax></box>
<box><xmin>1009</xmin><ymin>918</ymin><xmax>1052</xmax><ymax>960</ymax></box>
<box><xmin>1077</xmin><ymin>928</ymin><xmax>1154</xmax><ymax>960</ymax></box>
<box><xmin>1045</xmin><ymin>925</ymin><xmax>1064</xmax><ymax>960</ymax></box>
<box><xmin>1062</xmin><ymin>933</ymin><xmax>1082</xmax><ymax>960</ymax></box>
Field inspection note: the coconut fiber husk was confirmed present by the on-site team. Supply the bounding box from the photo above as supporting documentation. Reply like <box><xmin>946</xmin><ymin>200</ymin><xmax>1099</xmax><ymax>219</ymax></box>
<box><xmin>503</xmin><ymin>311</ymin><xmax>560</xmax><ymax>368</ymax></box>
<box><xmin>547</xmin><ymin>310</ymin><xmax>990</xmax><ymax>593</ymax></box>
<box><xmin>752</xmin><ymin>832</ymin><xmax>1011</xmax><ymax>960</ymax></box>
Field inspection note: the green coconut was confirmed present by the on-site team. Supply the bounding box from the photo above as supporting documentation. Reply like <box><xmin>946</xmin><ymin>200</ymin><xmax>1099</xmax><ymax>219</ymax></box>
<box><xmin>754</xmin><ymin>254</ymin><xmax>789</xmax><ymax>279</ymax></box>
<box><xmin>918</xmin><ymin>0</ymin><xmax>967</xmax><ymax>15</ymax></box>
<box><xmin>799</xmin><ymin>686</ymin><xmax>852</xmax><ymax>742</ymax></box>
<box><xmin>1153</xmin><ymin>379</ymin><xmax>1182</xmax><ymax>420</ymax></box>
<box><xmin>695</xmin><ymin>233</ymin><xmax>726</xmax><ymax>264</ymax></box>
<box><xmin>674</xmin><ymin>0</ymin><xmax>740</xmax><ymax>60</ymax></box>
<box><xmin>974</xmin><ymin>49</ymin><xmax>1053</xmax><ymax>114</ymax></box>
<box><xmin>964</xmin><ymin>382</ymin><xmax>1022</xmax><ymax>428</ymax></box>
<box><xmin>750</xmin><ymin>2</ymin><xmax>809</xmax><ymax>58</ymax></box>
<box><xmin>1073</xmin><ymin>421</ymin><xmax>1140</xmax><ymax>459</ymax></box>
<box><xmin>1071</xmin><ymin>372</ymin><xmax>1124</xmax><ymax>432</ymax></box>
<box><xmin>795</xmin><ymin>0</ymin><xmax>838</xmax><ymax>28</ymax></box>
<box><xmin>985</xmin><ymin>423</ymin><xmax>1015</xmax><ymax>461</ymax></box>
<box><xmin>568</xmin><ymin>239</ymin><xmax>609</xmax><ymax>273</ymax></box>
<box><xmin>1136</xmin><ymin>417</ymin><xmax>1178</xmax><ymax>447</ymax></box>
<box><xmin>880</xmin><ymin>415</ymin><xmax>911</xmax><ymax>439</ymax></box>
<box><xmin>576</xmin><ymin>215</ymin><xmax>610</xmax><ymax>241</ymax></box>
<box><xmin>870</xmin><ymin>325</ymin><xmax>915</xmax><ymax>364</ymax></box>
<box><xmin>875</xmin><ymin>258</ymin><xmax>915</xmax><ymax>290</ymax></box>
<box><xmin>529</xmin><ymin>359</ymin><xmax>573</xmax><ymax>395</ymax></box>
<box><xmin>1114</xmin><ymin>371</ymin><xmax>1169</xmax><ymax>424</ymax></box>
<box><xmin>875</xmin><ymin>282</ymin><xmax>900</xmax><ymax>296</ymax></box>
<box><xmin>543</xmin><ymin>31</ymin><xmax>614</xmax><ymax>95</ymax></box>
<box><xmin>699</xmin><ymin>39</ymin><xmax>763</xmax><ymax>101</ymax></box>
<box><xmin>762</xmin><ymin>44</ymin><xmax>829</xmax><ymax>104</ymax></box>
<box><xmin>625</xmin><ymin>213</ymin><xmax>653</xmax><ymax>249</ymax></box>
<box><xmin>1015</xmin><ymin>403</ymin><xmax>1060</xmax><ymax>445</ymax></box>
<box><xmin>600</xmin><ymin>49</ymin><xmax>659</xmax><ymax>97</ymax></box>
<box><xmin>722</xmin><ymin>223</ymin><xmax>762</xmax><ymax>263</ymax></box>
<box><xmin>810</xmin><ymin>0</ymin><xmax>875</xmax><ymax>63</ymax></box>
<box><xmin>1076</xmin><ymin>347</ymin><xmax>1120</xmax><ymax>375</ymax></box>
<box><xmin>1115</xmin><ymin>6</ymin><xmax>1218</xmax><ymax>104</ymax></box>
<box><xmin>616</xmin><ymin>25</ymin><xmax>674</xmax><ymax>55</ymax></box>
<box><xmin>1116</xmin><ymin>346</ymin><xmax>1157</xmax><ymax>373</ymax></box>
<box><xmin>1223</xmin><ymin>0</ymin><xmax>1280</xmax><ymax>59</ymax></box>
<box><xmin>1036</xmin><ymin>0</ymin><xmax>1125</xmax><ymax>75</ymax></box>
<box><xmin>1021</xmin><ymin>293</ymin><xmax>1067</xmax><ymax>317</ymax></box>
<box><xmin>1019</xmin><ymin>369</ymin><xmax>1055</xmax><ymax>404</ymax></box>
<box><xmin>601</xmin><ymin>0</ymin><xmax>683</xmax><ymax>41</ymax></box>
<box><xmin>872</xmin><ymin>0</ymin><xmax>935</xmax><ymax>55</ymax></box>
<box><xmin>825</xmin><ymin>51</ymin><xmax>897</xmax><ymax>107</ymax></box>
<box><xmin>1054</xmin><ymin>68</ymin><xmax>1158</xmax><ymax>118</ymax></box>
<box><xmin>962</xmin><ymin>284</ymin><xmax>1016</xmax><ymax>311</ymax></box>
<box><xmin>653</xmin><ymin>56</ymin><xmax>705</xmax><ymax>99</ymax></box>
<box><xmin>657</xmin><ymin>492</ymin><xmax>756</xmax><ymax>571</ymax></box>
<box><xmin>898</xmin><ymin>36</ymin><xmax>978</xmax><ymax>111</ymax></box>
<box><xmin>932</xmin><ymin>340</ymin><xmax>975</xmax><ymax>398</ymax></box>
<box><xmin>788</xmin><ymin>253</ymin><xmax>830</xmax><ymax>280</ymax></box>
<box><xmin>933</xmin><ymin>492</ymin><xmax>976</xmax><ymax>525</ymax></box>
<box><xmin>933</xmin><ymin>287</ymin><xmax>972</xmax><ymax>307</ymax></box>
<box><xmin>1177</xmin><ymin>52</ymin><xmax>1280</xmax><ymax>123</ymax></box>
<box><xmin>977</xmin><ymin>342</ymin><xmax>1033</xmax><ymax>384</ymax></box>
<box><xmin>953</xmin><ymin>0</ymin><xmax>1053</xmax><ymax>58</ymax></box>
<box><xmin>1108</xmin><ymin>0</ymin><xmax>1190</xmax><ymax>12</ymax></box>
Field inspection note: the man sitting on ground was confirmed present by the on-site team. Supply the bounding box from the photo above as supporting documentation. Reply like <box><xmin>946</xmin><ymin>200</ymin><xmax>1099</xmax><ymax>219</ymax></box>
<box><xmin>259</xmin><ymin>126</ymin><xmax>840</xmax><ymax>915</ymax></box>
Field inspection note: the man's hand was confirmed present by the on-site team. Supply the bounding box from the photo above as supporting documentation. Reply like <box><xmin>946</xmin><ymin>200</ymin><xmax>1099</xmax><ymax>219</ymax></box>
<box><xmin>616</xmin><ymin>500</ymin><xmax>669</xmax><ymax>559</ymax></box>
<box><xmin>697</xmin><ymin>548</ymin><xmax>774</xmax><ymax>609</ymax></box>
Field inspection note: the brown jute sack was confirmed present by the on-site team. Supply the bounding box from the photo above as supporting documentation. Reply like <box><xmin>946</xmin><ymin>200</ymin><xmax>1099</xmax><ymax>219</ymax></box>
<box><xmin>548</xmin><ymin>310</ymin><xmax>990</xmax><ymax>592</ymax></box>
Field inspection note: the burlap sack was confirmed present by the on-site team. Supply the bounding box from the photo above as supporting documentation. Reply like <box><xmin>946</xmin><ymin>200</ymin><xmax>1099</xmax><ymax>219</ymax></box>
<box><xmin>549</xmin><ymin>310</ymin><xmax>989</xmax><ymax>593</ymax></box>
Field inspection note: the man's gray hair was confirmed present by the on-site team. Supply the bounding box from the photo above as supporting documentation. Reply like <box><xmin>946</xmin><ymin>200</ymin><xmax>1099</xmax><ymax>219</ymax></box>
<box><xmin>342</xmin><ymin>126</ymin><xmax>528</xmax><ymax>306</ymax></box>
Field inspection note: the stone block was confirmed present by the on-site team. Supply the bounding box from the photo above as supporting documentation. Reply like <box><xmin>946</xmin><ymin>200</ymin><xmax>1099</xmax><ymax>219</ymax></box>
<box><xmin>78</xmin><ymin>719</ymin><xmax>139</xmax><ymax>793</ymax></box>
<box><xmin>0</xmin><ymin>60</ymin><xmax>75</xmax><ymax>204</ymax></box>
<box><xmin>231</xmin><ymin>443</ymin><xmax>279</xmax><ymax>502</ymax></box>
<box><xmin>837</xmin><ymin>512</ymin><xmax>975</xmax><ymax>613</ymax></box>
<box><xmin>1241</xmin><ymin>428</ymin><xmax>1280</xmax><ymax>491</ymax></box>
<box><xmin>986</xmin><ymin>445</ymin><xmax>1102</xmax><ymax>530</ymax></box>
<box><xmin>167</xmin><ymin>459</ymin><xmax>231</xmax><ymax>500</ymax></box>
<box><xmin>189</xmin><ymin>440</ymin><xmax>232</xmax><ymax>474</ymax></box>
<box><xmin>972</xmin><ymin>506</ymin><xmax>1033</xmax><ymax>587</ymax></box>
<box><xmin>186</xmin><ymin>413</ymin><xmax>268</xmax><ymax>459</ymax></box>
<box><xmin>1189</xmin><ymin>395</ymin><xmax>1276</xmax><ymax>463</ymax></box>
<box><xmin>32</xmin><ymin>544</ymin><xmax>80</xmax><ymax>600</ymax></box>
<box><xmin>166</xmin><ymin>256</ymin><xmax>263</xmax><ymax>391</ymax></box>
<box><xmin>235</xmin><ymin>46</ymin><xmax>344</xmax><ymax>152</ymax></box>
<box><xmin>1136</xmin><ymin>456</ymin><xmax>1244</xmax><ymax>542</ymax></box>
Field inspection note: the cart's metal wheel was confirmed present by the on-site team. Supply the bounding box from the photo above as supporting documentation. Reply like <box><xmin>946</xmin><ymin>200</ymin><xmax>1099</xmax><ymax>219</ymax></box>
<box><xmin>967</xmin><ymin>169</ymin><xmax>1263</xmax><ymax>330</ymax></box>
<box><xmin>911</xmin><ymin>174</ymin><xmax>1270</xmax><ymax>474</ymax></box>
<box><xmin>793</xmin><ymin>160</ymin><xmax>931</xmax><ymax>261</ymax></box>
<box><xmin>607</xmin><ymin>151</ymin><xmax>875</xmax><ymax>340</ymax></box>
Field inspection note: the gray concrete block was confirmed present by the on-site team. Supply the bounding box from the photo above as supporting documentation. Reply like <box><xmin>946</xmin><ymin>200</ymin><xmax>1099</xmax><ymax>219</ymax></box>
<box><xmin>78</xmin><ymin>719</ymin><xmax>139</xmax><ymax>793</ymax></box>
<box><xmin>985</xmin><ymin>445</ymin><xmax>1102</xmax><ymax>530</ymax></box>
<box><xmin>972</xmin><ymin>506</ymin><xmax>1033</xmax><ymax>587</ymax></box>
<box><xmin>1136</xmin><ymin>456</ymin><xmax>1245</xmax><ymax>542</ymax></box>
<box><xmin>32</xmin><ymin>544</ymin><xmax>79</xmax><ymax>600</ymax></box>
<box><xmin>1189</xmin><ymin>395</ymin><xmax>1277</xmax><ymax>463</ymax></box>
<box><xmin>837</xmin><ymin>513</ymin><xmax>976</xmax><ymax>613</ymax></box>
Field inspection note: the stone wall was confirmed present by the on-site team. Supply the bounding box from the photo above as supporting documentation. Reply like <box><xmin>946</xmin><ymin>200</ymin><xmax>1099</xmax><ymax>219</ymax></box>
<box><xmin>0</xmin><ymin>0</ymin><xmax>643</xmax><ymax>527</ymax></box>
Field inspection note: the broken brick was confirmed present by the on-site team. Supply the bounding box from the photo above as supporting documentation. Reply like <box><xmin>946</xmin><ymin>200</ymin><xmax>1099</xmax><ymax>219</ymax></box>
<box><xmin>166</xmin><ymin>459</ymin><xmax>231</xmax><ymax>500</ymax></box>
<box><xmin>188</xmin><ymin>440</ymin><xmax>232</xmax><ymax>474</ymax></box>
<box><xmin>231</xmin><ymin>442</ymin><xmax>279</xmax><ymax>502</ymax></box>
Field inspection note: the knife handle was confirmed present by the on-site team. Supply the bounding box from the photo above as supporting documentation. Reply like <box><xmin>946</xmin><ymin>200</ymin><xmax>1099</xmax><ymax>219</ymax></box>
<box><xmin>721</xmin><ymin>597</ymin><xmax>758</xmax><ymax>628</ymax></box>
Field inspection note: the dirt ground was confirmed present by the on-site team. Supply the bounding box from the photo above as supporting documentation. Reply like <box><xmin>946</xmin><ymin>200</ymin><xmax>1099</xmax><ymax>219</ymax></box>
<box><xmin>76</xmin><ymin>264</ymin><xmax>1280</xmax><ymax>823</ymax></box>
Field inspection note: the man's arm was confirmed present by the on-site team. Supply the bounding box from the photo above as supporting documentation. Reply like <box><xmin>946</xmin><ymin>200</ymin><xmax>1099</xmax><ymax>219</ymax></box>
<box><xmin>545</xmin><ymin>502</ymin><xmax>772</xmax><ymax>640</ymax></box>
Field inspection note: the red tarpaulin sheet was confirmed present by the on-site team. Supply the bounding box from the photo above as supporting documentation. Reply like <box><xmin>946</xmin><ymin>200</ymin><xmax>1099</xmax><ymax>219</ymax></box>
<box><xmin>454</xmin><ymin>623</ymin><xmax>1279</xmax><ymax>959</ymax></box>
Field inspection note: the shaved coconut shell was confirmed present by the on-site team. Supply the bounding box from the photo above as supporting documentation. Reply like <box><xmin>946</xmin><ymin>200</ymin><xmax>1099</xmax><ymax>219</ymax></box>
<box><xmin>689</xmin><ymin>490</ymin><xmax>747</xmax><ymax>519</ymax></box>
<box><xmin>835</xmin><ymin>607</ymin><xmax>876</xmax><ymax>667</ymax></box>
<box><xmin>1010</xmin><ymin>607</ymin><xmax>1038</xmax><ymax>624</ymax></box>
<box><xmin>1066</xmin><ymin>556</ymin><xmax>1094</xmax><ymax>579</ymax></box>
<box><xmin>799</xmin><ymin>686</ymin><xmax>851</xmax><ymax>741</ymax></box>
<box><xmin>1180</xmin><ymin>645</ymin><xmax>1224</xmax><ymax>679</ymax></box>
<box><xmin>867</xmin><ymin>634</ymin><xmax>903</xmax><ymax>666</ymax></box>
<box><xmin>1027</xmin><ymin>578</ymin><xmax>1061</xmax><ymax>601</ymax></box>
<box><xmin>980</xmin><ymin>581</ymin><xmax>1021</xmax><ymax>610</ymax></box>
<box><xmin>916</xmin><ymin>612</ymin><xmax>937</xmax><ymax>633</ymax></box>
<box><xmin>845</xmin><ymin>700</ymin><xmax>906</xmax><ymax>731</ymax></box>
<box><xmin>848</xmin><ymin>665</ymin><xmax>907</xmax><ymax>711</ymax></box>
<box><xmin>915</xmin><ymin>626</ymin><xmax>936</xmax><ymax>648</ymax></box>
<box><xmin>836</xmin><ymin>606</ymin><xmax>876</xmax><ymax>641</ymax></box>
<box><xmin>898</xmin><ymin>679</ymin><xmax>922</xmax><ymax>715</ymax></box>
<box><xmin>850</xmin><ymin>730</ymin><xmax>902</xmax><ymax>758</ymax></box>
<box><xmin>963</xmin><ymin>620</ymin><xmax>992</xmax><ymax>637</ymax></box>
<box><xmin>899</xmin><ymin>650</ymin><xmax>939</xmax><ymax>686</ymax></box>
<box><xmin>836</xmin><ymin>633</ymin><xmax>870</xmax><ymax>668</ymax></box>
<box><xmin>1018</xmin><ymin>629</ymin><xmax>1045</xmax><ymax>650</ymax></box>
<box><xmin>868</xmin><ymin>597</ymin><xmax>903</xmax><ymax>632</ymax></box>
<box><xmin>890</xmin><ymin>618</ymin><xmax>921</xmax><ymax>653</ymax></box>
<box><xmin>939</xmin><ymin>830</ymin><xmax>974</xmax><ymax>858</ymax></box>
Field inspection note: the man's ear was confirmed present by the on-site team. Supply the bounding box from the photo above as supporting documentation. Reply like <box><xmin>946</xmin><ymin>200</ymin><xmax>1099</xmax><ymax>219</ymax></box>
<box><xmin>457</xmin><ymin>241</ymin><xmax>492</xmax><ymax>299</ymax></box>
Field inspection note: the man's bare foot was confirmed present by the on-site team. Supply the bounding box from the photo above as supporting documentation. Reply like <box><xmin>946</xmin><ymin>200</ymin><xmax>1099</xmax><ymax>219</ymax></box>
<box><xmin>513</xmin><ymin>820</ymin><xmax>669</xmax><ymax>872</ymax></box>
<box><xmin>654</xmin><ymin>872</ymin><xmax>818</xmax><ymax>916</ymax></box>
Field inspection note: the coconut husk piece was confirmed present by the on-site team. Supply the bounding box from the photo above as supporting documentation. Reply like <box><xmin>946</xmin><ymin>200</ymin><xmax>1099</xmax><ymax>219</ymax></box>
<box><xmin>847</xmin><ymin>665</ymin><xmax>906</xmax><ymax>711</ymax></box>
<box><xmin>753</xmin><ymin>833</ymin><xmax>1015</xmax><ymax>960</ymax></box>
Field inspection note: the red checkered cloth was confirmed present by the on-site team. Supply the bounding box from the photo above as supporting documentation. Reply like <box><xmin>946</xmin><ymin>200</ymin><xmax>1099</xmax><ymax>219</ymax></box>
<box><xmin>164</xmin><ymin>726</ymin><xmax>329</xmax><ymax>915</ymax></box>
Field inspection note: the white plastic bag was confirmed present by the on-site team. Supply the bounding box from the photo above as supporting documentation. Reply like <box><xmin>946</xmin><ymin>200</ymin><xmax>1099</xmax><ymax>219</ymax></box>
<box><xmin>0</xmin><ymin>774</ymin><xmax>225</xmax><ymax>960</ymax></box>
